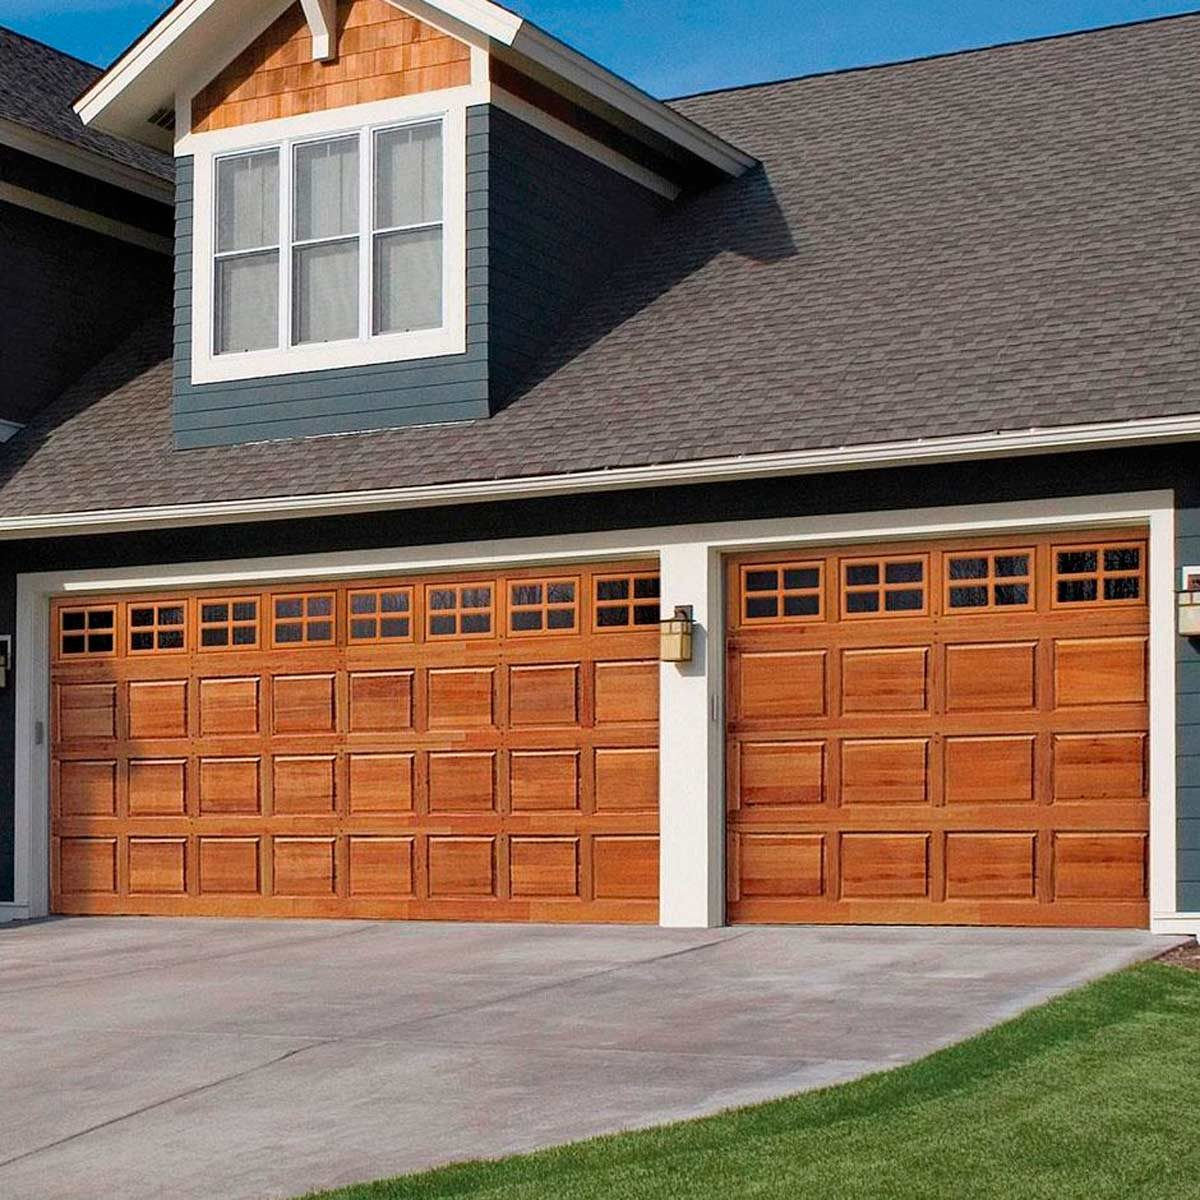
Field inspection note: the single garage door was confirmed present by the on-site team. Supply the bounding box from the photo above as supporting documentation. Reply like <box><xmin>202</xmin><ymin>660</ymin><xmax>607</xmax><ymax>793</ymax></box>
<box><xmin>726</xmin><ymin>530</ymin><xmax>1149</xmax><ymax>927</ymax></box>
<box><xmin>51</xmin><ymin>561</ymin><xmax>662</xmax><ymax>921</ymax></box>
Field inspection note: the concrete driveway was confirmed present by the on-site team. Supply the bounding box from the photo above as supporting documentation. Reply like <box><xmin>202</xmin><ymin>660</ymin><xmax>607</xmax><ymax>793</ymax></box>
<box><xmin>0</xmin><ymin>919</ymin><xmax>1180</xmax><ymax>1200</ymax></box>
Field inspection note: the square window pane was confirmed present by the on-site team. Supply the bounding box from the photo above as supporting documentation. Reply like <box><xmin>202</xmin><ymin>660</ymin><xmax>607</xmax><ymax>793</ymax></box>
<box><xmin>275</xmin><ymin>598</ymin><xmax>303</xmax><ymax>619</ymax></box>
<box><xmin>217</xmin><ymin>150</ymin><xmax>278</xmax><ymax>253</ymax></box>
<box><xmin>306</xmin><ymin>621</ymin><xmax>332</xmax><ymax>641</ymax></box>
<box><xmin>1057</xmin><ymin>579</ymin><xmax>1098</xmax><ymax>603</ymax></box>
<box><xmin>294</xmin><ymin>137</ymin><xmax>358</xmax><ymax>242</ymax></box>
<box><xmin>597</xmin><ymin>580</ymin><xmax>629</xmax><ymax>602</ymax></box>
<box><xmin>596</xmin><ymin>606</ymin><xmax>628</xmax><ymax>627</ymax></box>
<box><xmin>350</xmin><ymin>618</ymin><xmax>377</xmax><ymax>640</ymax></box>
<box><xmin>380</xmin><ymin>592</ymin><xmax>409</xmax><ymax>613</ymax></box>
<box><xmin>745</xmin><ymin>570</ymin><xmax>778</xmax><ymax>593</ymax></box>
<box><xmin>201</xmin><ymin>603</ymin><xmax>229</xmax><ymax>623</ymax></box>
<box><xmin>375</xmin><ymin>122</ymin><xmax>442</xmax><ymax>228</ymax></box>
<box><xmin>846</xmin><ymin>564</ymin><xmax>879</xmax><ymax>586</ymax></box>
<box><xmin>885</xmin><ymin>561</ymin><xmax>924</xmax><ymax>584</ymax></box>
<box><xmin>216</xmin><ymin>251</ymin><xmax>279</xmax><ymax>353</ymax></box>
<box><xmin>846</xmin><ymin>592</ymin><xmax>880</xmax><ymax>613</ymax></box>
<box><xmin>1104</xmin><ymin>577</ymin><xmax>1141</xmax><ymax>601</ymax></box>
<box><xmin>547</xmin><ymin>608</ymin><xmax>575</xmax><ymax>629</ymax></box>
<box><xmin>232</xmin><ymin>625</ymin><xmax>257</xmax><ymax>646</ymax></box>
<box><xmin>461</xmin><ymin>613</ymin><xmax>491</xmax><ymax>634</ymax></box>
<box><xmin>430</xmin><ymin>614</ymin><xmax>456</xmax><ymax>636</ymax></box>
<box><xmin>88</xmin><ymin>610</ymin><xmax>115</xmax><ymax>629</ymax></box>
<box><xmin>350</xmin><ymin>593</ymin><xmax>377</xmax><ymax>615</ymax></box>
<box><xmin>512</xmin><ymin>611</ymin><xmax>543</xmax><ymax>631</ymax></box>
<box><xmin>547</xmin><ymin>583</ymin><xmax>575</xmax><ymax>604</ymax></box>
<box><xmin>783</xmin><ymin>594</ymin><xmax>820</xmax><ymax>617</ymax></box>
<box><xmin>158</xmin><ymin>630</ymin><xmax>184</xmax><ymax>649</ymax></box>
<box><xmin>62</xmin><ymin>611</ymin><xmax>86</xmax><ymax>631</ymax></box>
<box><xmin>429</xmin><ymin>589</ymin><xmax>456</xmax><ymax>611</ymax></box>
<box><xmin>1104</xmin><ymin>548</ymin><xmax>1141</xmax><ymax>572</ymax></box>
<box><xmin>461</xmin><ymin>588</ymin><xmax>491</xmax><ymax>610</ymax></box>
<box><xmin>634</xmin><ymin>577</ymin><xmax>661</xmax><ymax>599</ymax></box>
<box><xmin>995</xmin><ymin>555</ymin><xmax>1029</xmax><ymax>578</ymax></box>
<box><xmin>160</xmin><ymin>607</ymin><xmax>185</xmax><ymax>626</ymax></box>
<box><xmin>512</xmin><ymin>585</ymin><xmax>543</xmax><ymax>606</ymax></box>
<box><xmin>62</xmin><ymin>635</ymin><xmax>86</xmax><ymax>654</ymax></box>
<box><xmin>1057</xmin><ymin>550</ymin><xmax>1097</xmax><ymax>575</ymax></box>
<box><xmin>131</xmin><ymin>632</ymin><xmax>154</xmax><ymax>651</ymax></box>
<box><xmin>88</xmin><ymin>633</ymin><xmax>114</xmax><ymax>653</ymax></box>
<box><xmin>746</xmin><ymin>596</ymin><xmax>779</xmax><ymax>619</ymax></box>
<box><xmin>995</xmin><ymin>583</ymin><xmax>1030</xmax><ymax>606</ymax></box>
<box><xmin>293</xmin><ymin>240</ymin><xmax>359</xmax><ymax>344</ymax></box>
<box><xmin>949</xmin><ymin>586</ymin><xmax>988</xmax><ymax>608</ymax></box>
<box><xmin>783</xmin><ymin>568</ymin><xmax>820</xmax><ymax>590</ymax></box>
<box><xmin>373</xmin><ymin>227</ymin><xmax>443</xmax><ymax>333</ymax></box>
<box><xmin>949</xmin><ymin>557</ymin><xmax>987</xmax><ymax>581</ymax></box>
<box><xmin>130</xmin><ymin>608</ymin><xmax>155</xmax><ymax>627</ymax></box>
<box><xmin>633</xmin><ymin>604</ymin><xmax>660</xmax><ymax>625</ymax></box>
<box><xmin>201</xmin><ymin>627</ymin><xmax>229</xmax><ymax>647</ymax></box>
<box><xmin>307</xmin><ymin>596</ymin><xmax>333</xmax><ymax>617</ymax></box>
<box><xmin>885</xmin><ymin>588</ymin><xmax>924</xmax><ymax>611</ymax></box>
<box><xmin>380</xmin><ymin>617</ymin><xmax>409</xmax><ymax>639</ymax></box>
<box><xmin>232</xmin><ymin>601</ymin><xmax>257</xmax><ymax>622</ymax></box>
<box><xmin>276</xmin><ymin>623</ymin><xmax>303</xmax><ymax>643</ymax></box>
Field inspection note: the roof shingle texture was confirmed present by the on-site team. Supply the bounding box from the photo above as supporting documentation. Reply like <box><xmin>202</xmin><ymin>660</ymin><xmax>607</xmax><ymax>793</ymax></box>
<box><xmin>1</xmin><ymin>14</ymin><xmax>1198</xmax><ymax>517</ymax></box>
<box><xmin>0</xmin><ymin>25</ymin><xmax>172</xmax><ymax>181</ymax></box>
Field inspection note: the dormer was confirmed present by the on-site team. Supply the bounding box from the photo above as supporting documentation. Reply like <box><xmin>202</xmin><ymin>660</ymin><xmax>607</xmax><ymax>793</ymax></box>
<box><xmin>75</xmin><ymin>0</ymin><xmax>755</xmax><ymax>448</ymax></box>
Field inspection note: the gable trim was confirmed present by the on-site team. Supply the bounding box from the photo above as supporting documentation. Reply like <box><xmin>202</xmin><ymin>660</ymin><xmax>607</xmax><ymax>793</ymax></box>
<box><xmin>1</xmin><ymin>412</ymin><xmax>1197</xmax><ymax>539</ymax></box>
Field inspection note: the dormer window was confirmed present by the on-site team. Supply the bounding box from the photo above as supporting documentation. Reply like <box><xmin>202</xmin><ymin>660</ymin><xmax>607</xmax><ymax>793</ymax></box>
<box><xmin>190</xmin><ymin>101</ymin><xmax>465</xmax><ymax>384</ymax></box>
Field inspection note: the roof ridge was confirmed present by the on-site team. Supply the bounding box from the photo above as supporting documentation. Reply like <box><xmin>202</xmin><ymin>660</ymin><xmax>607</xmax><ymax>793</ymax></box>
<box><xmin>668</xmin><ymin>7</ymin><xmax>1200</xmax><ymax>102</ymax></box>
<box><xmin>0</xmin><ymin>22</ymin><xmax>101</xmax><ymax>73</ymax></box>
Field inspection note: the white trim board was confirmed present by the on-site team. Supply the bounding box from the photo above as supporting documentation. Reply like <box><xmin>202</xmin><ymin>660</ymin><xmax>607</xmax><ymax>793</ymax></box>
<box><xmin>0</xmin><ymin>181</ymin><xmax>172</xmax><ymax>255</ymax></box>
<box><xmin>11</xmin><ymin>491</ymin><xmax>1181</xmax><ymax>931</ymax></box>
<box><xmin>1</xmin><ymin>413</ymin><xmax>1198</xmax><ymax>540</ymax></box>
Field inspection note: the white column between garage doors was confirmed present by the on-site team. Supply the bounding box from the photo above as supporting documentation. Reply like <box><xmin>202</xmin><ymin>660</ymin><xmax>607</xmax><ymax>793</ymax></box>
<box><xmin>6</xmin><ymin>490</ymin><xmax>1184</xmax><ymax>930</ymax></box>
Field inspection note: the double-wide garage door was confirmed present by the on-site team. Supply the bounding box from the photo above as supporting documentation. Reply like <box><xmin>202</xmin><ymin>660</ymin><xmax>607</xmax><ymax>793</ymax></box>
<box><xmin>51</xmin><ymin>561</ymin><xmax>662</xmax><ymax>921</ymax></box>
<box><xmin>727</xmin><ymin>530</ymin><xmax>1150</xmax><ymax>927</ymax></box>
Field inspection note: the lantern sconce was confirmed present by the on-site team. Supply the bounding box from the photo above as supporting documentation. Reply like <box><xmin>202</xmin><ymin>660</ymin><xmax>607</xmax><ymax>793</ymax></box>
<box><xmin>1180</xmin><ymin>570</ymin><xmax>1200</xmax><ymax>637</ymax></box>
<box><xmin>660</xmin><ymin>605</ymin><xmax>694</xmax><ymax>663</ymax></box>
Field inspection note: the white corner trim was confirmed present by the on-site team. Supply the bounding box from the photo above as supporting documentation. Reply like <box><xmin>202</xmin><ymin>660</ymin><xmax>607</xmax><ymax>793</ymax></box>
<box><xmin>10</xmin><ymin>491</ymin><xmax>1178</xmax><ymax>929</ymax></box>
<box><xmin>0</xmin><ymin>903</ymin><xmax>33</xmax><ymax>924</ymax></box>
<box><xmin>1150</xmin><ymin>915</ymin><xmax>1200</xmax><ymax>936</ymax></box>
<box><xmin>491</xmin><ymin>85</ymin><xmax>680</xmax><ymax>199</ymax></box>
<box><xmin>299</xmin><ymin>0</ymin><xmax>337</xmax><ymax>59</ymax></box>
<box><xmin>0</xmin><ymin>118</ymin><xmax>172</xmax><ymax>203</ymax></box>
<box><xmin>0</xmin><ymin>181</ymin><xmax>172</xmax><ymax>254</ymax></box>
<box><xmin>2</xmin><ymin>413</ymin><xmax>1199</xmax><ymax>541</ymax></box>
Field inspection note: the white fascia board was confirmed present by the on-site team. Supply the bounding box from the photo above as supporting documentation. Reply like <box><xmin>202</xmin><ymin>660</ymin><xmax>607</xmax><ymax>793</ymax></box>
<box><xmin>0</xmin><ymin>413</ymin><xmax>1198</xmax><ymax>540</ymax></box>
<box><xmin>0</xmin><ymin>119</ymin><xmax>173</xmax><ymax>202</ymax></box>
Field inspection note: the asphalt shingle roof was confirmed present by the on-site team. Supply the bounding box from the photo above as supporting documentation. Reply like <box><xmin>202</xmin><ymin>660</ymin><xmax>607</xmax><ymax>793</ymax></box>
<box><xmin>1</xmin><ymin>13</ymin><xmax>1198</xmax><ymax>517</ymax></box>
<box><xmin>0</xmin><ymin>25</ymin><xmax>172</xmax><ymax>182</ymax></box>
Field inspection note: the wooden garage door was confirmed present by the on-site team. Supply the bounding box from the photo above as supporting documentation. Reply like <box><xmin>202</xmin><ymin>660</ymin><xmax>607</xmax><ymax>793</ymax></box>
<box><xmin>726</xmin><ymin>531</ymin><xmax>1149</xmax><ymax>927</ymax></box>
<box><xmin>50</xmin><ymin>561</ymin><xmax>661</xmax><ymax>921</ymax></box>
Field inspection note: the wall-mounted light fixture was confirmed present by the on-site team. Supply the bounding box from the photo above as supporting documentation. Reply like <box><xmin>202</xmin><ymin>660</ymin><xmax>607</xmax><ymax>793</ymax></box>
<box><xmin>660</xmin><ymin>605</ymin><xmax>694</xmax><ymax>663</ymax></box>
<box><xmin>1180</xmin><ymin>570</ymin><xmax>1200</xmax><ymax>636</ymax></box>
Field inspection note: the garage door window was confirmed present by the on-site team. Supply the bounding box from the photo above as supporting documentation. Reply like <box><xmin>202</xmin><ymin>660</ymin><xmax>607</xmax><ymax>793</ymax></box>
<box><xmin>272</xmin><ymin>593</ymin><xmax>336</xmax><ymax>645</ymax></box>
<box><xmin>841</xmin><ymin>555</ymin><xmax>927</xmax><ymax>617</ymax></box>
<box><xmin>594</xmin><ymin>573</ymin><xmax>661</xmax><ymax>629</ymax></box>
<box><xmin>1053</xmin><ymin>542</ymin><xmax>1144</xmax><ymax>606</ymax></box>
<box><xmin>741</xmin><ymin>563</ymin><xmax>823</xmax><ymax>623</ymax></box>
<box><xmin>128</xmin><ymin>602</ymin><xmax>187</xmax><ymax>654</ymax></box>
<box><xmin>58</xmin><ymin>605</ymin><xmax>117</xmax><ymax>658</ymax></box>
<box><xmin>348</xmin><ymin>588</ymin><xmax>413</xmax><ymax>642</ymax></box>
<box><xmin>945</xmin><ymin>550</ymin><xmax>1033</xmax><ymax>611</ymax></box>
<box><xmin>200</xmin><ymin>598</ymin><xmax>260</xmax><ymax>650</ymax></box>
<box><xmin>426</xmin><ymin>583</ymin><xmax>493</xmax><ymax>637</ymax></box>
<box><xmin>508</xmin><ymin>578</ymin><xmax>578</xmax><ymax>635</ymax></box>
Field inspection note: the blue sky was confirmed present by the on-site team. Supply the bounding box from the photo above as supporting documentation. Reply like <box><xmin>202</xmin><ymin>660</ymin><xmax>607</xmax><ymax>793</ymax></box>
<box><xmin>3</xmin><ymin>0</ymin><xmax>1198</xmax><ymax>96</ymax></box>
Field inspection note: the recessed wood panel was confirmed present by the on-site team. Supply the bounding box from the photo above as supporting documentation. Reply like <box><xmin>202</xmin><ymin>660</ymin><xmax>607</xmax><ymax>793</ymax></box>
<box><xmin>428</xmin><ymin>752</ymin><xmax>496</xmax><ymax>813</ymax></box>
<box><xmin>841</xmin><ymin>834</ymin><xmax>929</xmax><ymax>898</ymax></box>
<box><xmin>841</xmin><ymin>648</ymin><xmax>927</xmax><ymax>714</ymax></box>
<box><xmin>945</xmin><ymin>643</ymin><xmax>1036</xmax><ymax>712</ymax></box>
<box><xmin>510</xmin><ymin>751</ymin><xmax>579</xmax><ymax>812</ymax></box>
<box><xmin>1055</xmin><ymin>637</ymin><xmax>1147</xmax><ymax>707</ymax></box>
<box><xmin>348</xmin><ymin>753</ymin><xmax>414</xmax><ymax>814</ymax></box>
<box><xmin>594</xmin><ymin>748</ymin><xmax>658</xmax><ymax>813</ymax></box>
<box><xmin>1054</xmin><ymin>734</ymin><xmax>1146</xmax><ymax>801</ymax></box>
<box><xmin>428</xmin><ymin>837</ymin><xmax>495</xmax><ymax>898</ymax></box>
<box><xmin>58</xmin><ymin>761</ymin><xmax>116</xmax><ymax>817</ymax></box>
<box><xmin>273</xmin><ymin>838</ymin><xmax>336</xmax><ymax>896</ymax></box>
<box><xmin>273</xmin><ymin>674</ymin><xmax>336</xmax><ymax>734</ymax></box>
<box><xmin>1054</xmin><ymin>833</ymin><xmax>1146</xmax><ymax>899</ymax></box>
<box><xmin>841</xmin><ymin>739</ymin><xmax>927</xmax><ymax>805</ymax></box>
<box><xmin>944</xmin><ymin>737</ymin><xmax>1035</xmax><ymax>804</ymax></box>
<box><xmin>191</xmin><ymin>0</ymin><xmax>472</xmax><ymax>135</ymax></box>
<box><xmin>57</xmin><ymin>683</ymin><xmax>116</xmax><ymax>740</ymax></box>
<box><xmin>199</xmin><ymin>677</ymin><xmax>259</xmax><ymax>736</ymax></box>
<box><xmin>593</xmin><ymin>836</ymin><xmax>659</xmax><ymax>900</ymax></box>
<box><xmin>199</xmin><ymin>838</ymin><xmax>261</xmax><ymax>894</ymax></box>
<box><xmin>199</xmin><ymin>758</ymin><xmax>261</xmax><ymax>815</ymax></box>
<box><xmin>348</xmin><ymin>671</ymin><xmax>413</xmax><ymax>733</ymax></box>
<box><xmin>594</xmin><ymin>661</ymin><xmax>658</xmax><ymax>725</ymax></box>
<box><xmin>738</xmin><ymin>834</ymin><xmax>824</xmax><ymax>898</ymax></box>
<box><xmin>129</xmin><ymin>680</ymin><xmax>187</xmax><ymax>739</ymax></box>
<box><xmin>273</xmin><ymin>756</ymin><xmax>336</xmax><ymax>815</ymax></box>
<box><xmin>510</xmin><ymin>837</ymin><xmax>580</xmax><ymax>898</ymax></box>
<box><xmin>946</xmin><ymin>833</ymin><xmax>1035</xmax><ymax>899</ymax></box>
<box><xmin>128</xmin><ymin>760</ymin><xmax>187</xmax><ymax>817</ymax></box>
<box><xmin>738</xmin><ymin>742</ymin><xmax>824</xmax><ymax>807</ymax></box>
<box><xmin>738</xmin><ymin>651</ymin><xmax>825</xmax><ymax>720</ymax></box>
<box><xmin>349</xmin><ymin>837</ymin><xmax>414</xmax><ymax>897</ymax></box>
<box><xmin>128</xmin><ymin>839</ymin><xmax>187</xmax><ymax>895</ymax></box>
<box><xmin>427</xmin><ymin>668</ymin><xmax>494</xmax><ymax>729</ymax></box>
<box><xmin>509</xmin><ymin>664</ymin><xmax>579</xmax><ymax>726</ymax></box>
<box><xmin>59</xmin><ymin>838</ymin><xmax>117</xmax><ymax>893</ymax></box>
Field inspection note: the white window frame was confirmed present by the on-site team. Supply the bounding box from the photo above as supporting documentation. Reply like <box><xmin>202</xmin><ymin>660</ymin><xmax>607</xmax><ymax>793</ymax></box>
<box><xmin>188</xmin><ymin>94</ymin><xmax>468</xmax><ymax>384</ymax></box>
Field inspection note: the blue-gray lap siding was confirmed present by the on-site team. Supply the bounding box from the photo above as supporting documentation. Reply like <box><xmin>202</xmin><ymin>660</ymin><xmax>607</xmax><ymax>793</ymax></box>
<box><xmin>172</xmin><ymin>105</ymin><xmax>667</xmax><ymax>448</ymax></box>
<box><xmin>1176</xmin><ymin>476</ymin><xmax>1200</xmax><ymax>911</ymax></box>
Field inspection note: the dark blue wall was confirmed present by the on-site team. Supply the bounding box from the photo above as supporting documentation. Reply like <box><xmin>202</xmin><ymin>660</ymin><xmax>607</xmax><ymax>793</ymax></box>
<box><xmin>0</xmin><ymin>446</ymin><xmax>1196</xmax><ymax>911</ymax></box>
<box><xmin>172</xmin><ymin>105</ymin><xmax>667</xmax><ymax>447</ymax></box>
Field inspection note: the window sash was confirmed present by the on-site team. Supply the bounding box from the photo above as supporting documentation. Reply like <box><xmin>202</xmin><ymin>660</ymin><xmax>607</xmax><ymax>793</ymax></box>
<box><xmin>212</xmin><ymin>117</ymin><xmax>447</xmax><ymax>358</ymax></box>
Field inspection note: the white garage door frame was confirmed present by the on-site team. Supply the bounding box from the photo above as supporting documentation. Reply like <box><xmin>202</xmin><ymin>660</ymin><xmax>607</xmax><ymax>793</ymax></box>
<box><xmin>6</xmin><ymin>489</ymin><xmax>1191</xmax><ymax>933</ymax></box>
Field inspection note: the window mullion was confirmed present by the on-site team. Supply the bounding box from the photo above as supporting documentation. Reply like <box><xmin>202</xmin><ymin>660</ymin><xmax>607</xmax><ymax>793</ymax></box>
<box><xmin>281</xmin><ymin>138</ymin><xmax>293</xmax><ymax>350</ymax></box>
<box><xmin>361</xmin><ymin>126</ymin><xmax>372</xmax><ymax>343</ymax></box>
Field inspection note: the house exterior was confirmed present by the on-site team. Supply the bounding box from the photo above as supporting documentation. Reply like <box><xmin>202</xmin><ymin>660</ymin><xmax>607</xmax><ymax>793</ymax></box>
<box><xmin>1</xmin><ymin>1</ymin><xmax>1197</xmax><ymax>933</ymax></box>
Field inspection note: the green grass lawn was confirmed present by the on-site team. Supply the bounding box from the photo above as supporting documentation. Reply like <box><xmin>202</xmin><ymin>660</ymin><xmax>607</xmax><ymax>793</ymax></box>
<box><xmin>302</xmin><ymin>960</ymin><xmax>1200</xmax><ymax>1200</ymax></box>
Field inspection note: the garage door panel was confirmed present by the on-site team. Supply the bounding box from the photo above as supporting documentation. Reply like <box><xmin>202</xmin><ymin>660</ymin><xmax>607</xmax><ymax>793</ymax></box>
<box><xmin>56</xmin><ymin>683</ymin><xmax>117</xmax><ymax>741</ymax></box>
<box><xmin>508</xmin><ymin>664</ymin><xmax>579</xmax><ymax>727</ymax></box>
<box><xmin>728</xmin><ymin>532</ymin><xmax>1148</xmax><ymax>928</ymax></box>
<box><xmin>427</xmin><ymin>667</ymin><xmax>495</xmax><ymax>729</ymax></box>
<box><xmin>58</xmin><ymin>760</ymin><xmax>117</xmax><ymax>817</ymax></box>
<box><xmin>272</xmin><ymin>756</ymin><xmax>337</xmax><ymax>815</ymax></box>
<box><xmin>348</xmin><ymin>753</ymin><xmax>414</xmax><ymax>814</ymax></box>
<box><xmin>128</xmin><ymin>838</ymin><xmax>187</xmax><ymax>895</ymax></box>
<box><xmin>428</xmin><ymin>752</ymin><xmax>497</xmax><ymax>813</ymax></box>
<box><xmin>273</xmin><ymin>838</ymin><xmax>337</xmax><ymax>897</ymax></box>
<box><xmin>129</xmin><ymin>680</ymin><xmax>189</xmax><ymax>740</ymax></box>
<box><xmin>347</xmin><ymin>671</ymin><xmax>413</xmax><ymax>733</ymax></box>
<box><xmin>199</xmin><ymin>677</ymin><xmax>261</xmax><ymax>736</ymax></box>
<box><xmin>58</xmin><ymin>837</ymin><xmax>118</xmax><ymax>895</ymax></box>
<box><xmin>510</xmin><ymin>837</ymin><xmax>580</xmax><ymax>899</ymax></box>
<box><xmin>594</xmin><ymin>747</ymin><xmax>658</xmax><ymax>813</ymax></box>
<box><xmin>510</xmin><ymin>751</ymin><xmax>580</xmax><ymax>812</ymax></box>
<box><xmin>199</xmin><ymin>757</ymin><xmax>261</xmax><ymax>815</ymax></box>
<box><xmin>273</xmin><ymin>674</ymin><xmax>336</xmax><ymax>734</ymax></box>
<box><xmin>128</xmin><ymin>759</ymin><xmax>187</xmax><ymax>817</ymax></box>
